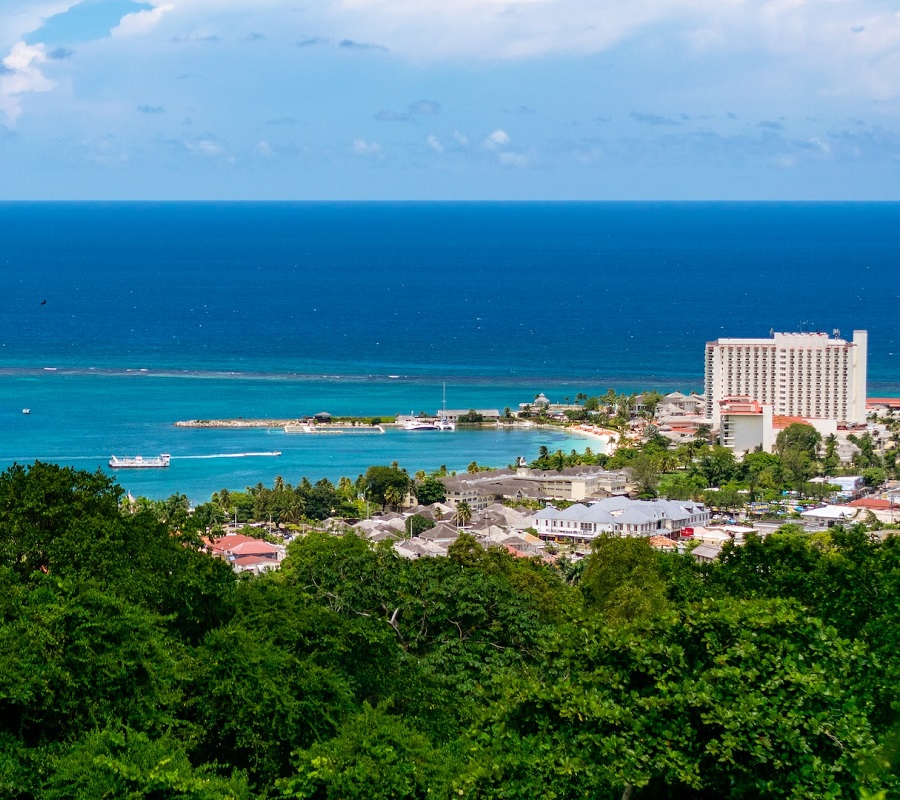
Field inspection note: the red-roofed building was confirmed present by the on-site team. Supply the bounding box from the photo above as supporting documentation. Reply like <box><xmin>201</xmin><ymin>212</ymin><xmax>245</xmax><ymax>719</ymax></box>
<box><xmin>848</xmin><ymin>498</ymin><xmax>893</xmax><ymax>510</ymax></box>
<box><xmin>230</xmin><ymin>555</ymin><xmax>282</xmax><ymax>575</ymax></box>
<box><xmin>772</xmin><ymin>415</ymin><xmax>812</xmax><ymax>430</ymax></box>
<box><xmin>867</xmin><ymin>398</ymin><xmax>900</xmax><ymax>410</ymax></box>
<box><xmin>648</xmin><ymin>535</ymin><xmax>679</xmax><ymax>550</ymax></box>
<box><xmin>202</xmin><ymin>533</ymin><xmax>285</xmax><ymax>572</ymax></box>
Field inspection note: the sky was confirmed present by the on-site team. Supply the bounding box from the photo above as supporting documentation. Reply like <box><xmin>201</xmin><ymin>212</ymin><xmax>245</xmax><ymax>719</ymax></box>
<box><xmin>1</xmin><ymin>0</ymin><xmax>899</xmax><ymax>200</ymax></box>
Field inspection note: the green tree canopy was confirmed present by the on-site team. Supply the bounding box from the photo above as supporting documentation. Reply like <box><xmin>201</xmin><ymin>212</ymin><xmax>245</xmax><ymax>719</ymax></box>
<box><xmin>362</xmin><ymin>465</ymin><xmax>410</xmax><ymax>511</ymax></box>
<box><xmin>412</xmin><ymin>476</ymin><xmax>446</xmax><ymax>505</ymax></box>
<box><xmin>775</xmin><ymin>422</ymin><xmax>822</xmax><ymax>460</ymax></box>
<box><xmin>580</xmin><ymin>535</ymin><xmax>669</xmax><ymax>623</ymax></box>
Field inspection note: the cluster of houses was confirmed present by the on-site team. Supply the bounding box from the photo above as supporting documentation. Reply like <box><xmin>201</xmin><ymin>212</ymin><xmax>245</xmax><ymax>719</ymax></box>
<box><xmin>440</xmin><ymin>465</ymin><xmax>630</xmax><ymax>509</ymax></box>
<box><xmin>340</xmin><ymin>495</ymin><xmax>712</xmax><ymax>561</ymax></box>
<box><xmin>356</xmin><ymin>502</ymin><xmax>545</xmax><ymax>560</ymax></box>
<box><xmin>198</xmin><ymin>494</ymin><xmax>714</xmax><ymax>571</ymax></box>
<box><xmin>197</xmin><ymin>492</ymin><xmax>897</xmax><ymax>576</ymax></box>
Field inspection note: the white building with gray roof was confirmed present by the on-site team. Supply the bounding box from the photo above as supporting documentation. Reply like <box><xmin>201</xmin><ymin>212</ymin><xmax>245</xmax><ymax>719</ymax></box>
<box><xmin>531</xmin><ymin>496</ymin><xmax>709</xmax><ymax>546</ymax></box>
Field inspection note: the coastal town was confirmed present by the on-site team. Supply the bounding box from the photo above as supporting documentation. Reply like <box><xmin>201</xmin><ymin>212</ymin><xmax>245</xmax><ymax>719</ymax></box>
<box><xmin>164</xmin><ymin>328</ymin><xmax>900</xmax><ymax>576</ymax></box>
<box><xmin>4</xmin><ymin>329</ymin><xmax>899</xmax><ymax>798</ymax></box>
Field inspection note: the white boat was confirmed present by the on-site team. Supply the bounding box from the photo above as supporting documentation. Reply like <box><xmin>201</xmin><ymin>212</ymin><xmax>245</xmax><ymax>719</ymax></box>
<box><xmin>109</xmin><ymin>453</ymin><xmax>171</xmax><ymax>469</ymax></box>
<box><xmin>402</xmin><ymin>384</ymin><xmax>456</xmax><ymax>431</ymax></box>
<box><xmin>403</xmin><ymin>419</ymin><xmax>439</xmax><ymax>431</ymax></box>
<box><xmin>402</xmin><ymin>416</ymin><xmax>455</xmax><ymax>431</ymax></box>
<box><xmin>22</xmin><ymin>408</ymin><xmax>30</xmax><ymax>415</ymax></box>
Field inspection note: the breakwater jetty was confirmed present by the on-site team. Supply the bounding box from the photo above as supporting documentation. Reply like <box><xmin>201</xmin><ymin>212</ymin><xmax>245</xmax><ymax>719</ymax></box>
<box><xmin>176</xmin><ymin>419</ymin><xmax>293</xmax><ymax>428</ymax></box>
<box><xmin>175</xmin><ymin>419</ymin><xmax>387</xmax><ymax>431</ymax></box>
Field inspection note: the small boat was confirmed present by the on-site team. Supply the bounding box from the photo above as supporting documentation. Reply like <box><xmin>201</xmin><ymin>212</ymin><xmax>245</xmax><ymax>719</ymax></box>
<box><xmin>22</xmin><ymin>408</ymin><xmax>30</xmax><ymax>415</ymax></box>
<box><xmin>109</xmin><ymin>454</ymin><xmax>171</xmax><ymax>469</ymax></box>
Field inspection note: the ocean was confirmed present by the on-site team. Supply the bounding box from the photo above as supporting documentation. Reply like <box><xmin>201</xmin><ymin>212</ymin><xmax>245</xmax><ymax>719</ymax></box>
<box><xmin>1</xmin><ymin>202</ymin><xmax>898</xmax><ymax>502</ymax></box>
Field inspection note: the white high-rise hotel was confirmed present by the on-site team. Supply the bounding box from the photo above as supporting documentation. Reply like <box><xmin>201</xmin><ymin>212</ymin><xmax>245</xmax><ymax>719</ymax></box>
<box><xmin>705</xmin><ymin>330</ymin><xmax>868</xmax><ymax>425</ymax></box>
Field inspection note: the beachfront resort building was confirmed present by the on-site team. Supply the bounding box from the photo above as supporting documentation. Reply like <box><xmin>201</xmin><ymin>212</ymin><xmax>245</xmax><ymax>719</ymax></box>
<box><xmin>704</xmin><ymin>329</ymin><xmax>867</xmax><ymax>425</ymax></box>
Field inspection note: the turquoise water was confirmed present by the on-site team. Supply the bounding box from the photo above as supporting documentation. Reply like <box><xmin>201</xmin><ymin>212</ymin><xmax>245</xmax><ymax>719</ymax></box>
<box><xmin>2</xmin><ymin>202</ymin><xmax>898</xmax><ymax>502</ymax></box>
<box><xmin>0</xmin><ymin>370</ymin><xmax>597</xmax><ymax>502</ymax></box>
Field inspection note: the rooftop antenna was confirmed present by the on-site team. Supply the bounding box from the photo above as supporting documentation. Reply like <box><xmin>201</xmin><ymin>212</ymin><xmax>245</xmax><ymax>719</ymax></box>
<box><xmin>833</xmin><ymin>328</ymin><xmax>841</xmax><ymax>339</ymax></box>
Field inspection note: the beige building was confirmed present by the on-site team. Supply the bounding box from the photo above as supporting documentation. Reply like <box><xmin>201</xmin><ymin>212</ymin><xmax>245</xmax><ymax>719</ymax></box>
<box><xmin>718</xmin><ymin>396</ymin><xmax>775</xmax><ymax>453</ymax></box>
<box><xmin>705</xmin><ymin>330</ymin><xmax>867</xmax><ymax>425</ymax></box>
<box><xmin>441</xmin><ymin>466</ymin><xmax>629</xmax><ymax>509</ymax></box>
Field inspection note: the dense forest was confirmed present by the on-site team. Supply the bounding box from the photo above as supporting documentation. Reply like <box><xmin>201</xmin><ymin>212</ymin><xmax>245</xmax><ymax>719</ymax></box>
<box><xmin>0</xmin><ymin>461</ymin><xmax>897</xmax><ymax>799</ymax></box>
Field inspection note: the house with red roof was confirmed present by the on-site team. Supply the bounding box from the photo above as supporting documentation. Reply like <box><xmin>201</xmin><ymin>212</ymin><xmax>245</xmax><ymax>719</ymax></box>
<box><xmin>201</xmin><ymin>533</ymin><xmax>286</xmax><ymax>574</ymax></box>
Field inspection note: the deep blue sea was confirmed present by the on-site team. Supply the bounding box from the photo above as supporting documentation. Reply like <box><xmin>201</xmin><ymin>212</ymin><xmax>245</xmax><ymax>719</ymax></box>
<box><xmin>2</xmin><ymin>202</ymin><xmax>898</xmax><ymax>502</ymax></box>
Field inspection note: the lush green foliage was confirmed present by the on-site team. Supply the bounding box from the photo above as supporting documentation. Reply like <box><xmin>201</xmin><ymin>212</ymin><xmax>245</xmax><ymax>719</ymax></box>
<box><xmin>0</xmin><ymin>462</ymin><xmax>897</xmax><ymax>798</ymax></box>
<box><xmin>412</xmin><ymin>476</ymin><xmax>446</xmax><ymax>505</ymax></box>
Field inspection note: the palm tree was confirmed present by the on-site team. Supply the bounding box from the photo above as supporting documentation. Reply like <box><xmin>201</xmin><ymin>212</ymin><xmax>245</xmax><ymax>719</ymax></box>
<box><xmin>455</xmin><ymin>501</ymin><xmax>472</xmax><ymax>528</ymax></box>
<box><xmin>165</xmin><ymin>492</ymin><xmax>189</xmax><ymax>524</ymax></box>
<box><xmin>384</xmin><ymin>484</ymin><xmax>405</xmax><ymax>512</ymax></box>
<box><xmin>279</xmin><ymin>495</ymin><xmax>304</xmax><ymax>525</ymax></box>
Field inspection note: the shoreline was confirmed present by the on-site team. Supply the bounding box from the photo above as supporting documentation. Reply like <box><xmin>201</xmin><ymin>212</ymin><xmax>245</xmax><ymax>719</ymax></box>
<box><xmin>567</xmin><ymin>423</ymin><xmax>620</xmax><ymax>441</ymax></box>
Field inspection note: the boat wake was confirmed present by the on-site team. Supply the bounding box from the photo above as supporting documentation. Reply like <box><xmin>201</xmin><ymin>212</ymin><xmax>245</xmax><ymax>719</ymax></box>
<box><xmin>173</xmin><ymin>452</ymin><xmax>282</xmax><ymax>459</ymax></box>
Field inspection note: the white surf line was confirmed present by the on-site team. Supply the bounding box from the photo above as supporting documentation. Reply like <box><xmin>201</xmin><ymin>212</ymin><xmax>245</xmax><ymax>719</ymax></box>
<box><xmin>172</xmin><ymin>452</ymin><xmax>282</xmax><ymax>459</ymax></box>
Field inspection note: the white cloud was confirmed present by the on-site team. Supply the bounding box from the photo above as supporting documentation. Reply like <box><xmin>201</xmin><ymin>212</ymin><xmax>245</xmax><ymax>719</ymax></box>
<box><xmin>426</xmin><ymin>133</ymin><xmax>444</xmax><ymax>153</ymax></box>
<box><xmin>0</xmin><ymin>42</ymin><xmax>55</xmax><ymax>125</ymax></box>
<box><xmin>453</xmin><ymin>130</ymin><xmax>469</xmax><ymax>146</ymax></box>
<box><xmin>353</xmin><ymin>138</ymin><xmax>381</xmax><ymax>155</ymax></box>
<box><xmin>182</xmin><ymin>136</ymin><xmax>226</xmax><ymax>156</ymax></box>
<box><xmin>196</xmin><ymin>138</ymin><xmax>222</xmax><ymax>154</ymax></box>
<box><xmin>484</xmin><ymin>128</ymin><xmax>510</xmax><ymax>147</ymax></box>
<box><xmin>319</xmin><ymin>0</ymin><xmax>900</xmax><ymax>101</ymax></box>
<box><xmin>112</xmin><ymin>3</ymin><xmax>175</xmax><ymax>37</ymax></box>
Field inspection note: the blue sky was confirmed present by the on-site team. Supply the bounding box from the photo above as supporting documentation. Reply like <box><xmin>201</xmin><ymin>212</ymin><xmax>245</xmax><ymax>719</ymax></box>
<box><xmin>1</xmin><ymin>0</ymin><xmax>898</xmax><ymax>200</ymax></box>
